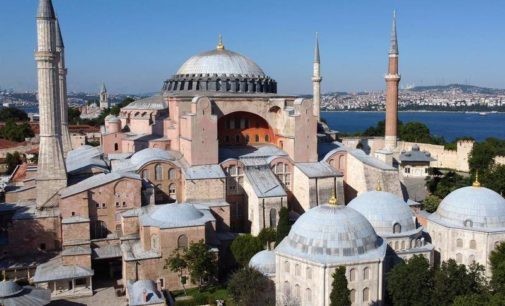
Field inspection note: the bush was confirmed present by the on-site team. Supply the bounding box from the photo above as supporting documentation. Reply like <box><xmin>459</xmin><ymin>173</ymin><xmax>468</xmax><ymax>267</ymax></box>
<box><xmin>230</xmin><ymin>234</ymin><xmax>264</xmax><ymax>267</ymax></box>
<box><xmin>423</xmin><ymin>195</ymin><xmax>442</xmax><ymax>213</ymax></box>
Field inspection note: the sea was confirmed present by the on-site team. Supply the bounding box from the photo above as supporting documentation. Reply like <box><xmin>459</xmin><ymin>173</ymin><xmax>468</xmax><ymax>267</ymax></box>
<box><xmin>321</xmin><ymin>111</ymin><xmax>505</xmax><ymax>142</ymax></box>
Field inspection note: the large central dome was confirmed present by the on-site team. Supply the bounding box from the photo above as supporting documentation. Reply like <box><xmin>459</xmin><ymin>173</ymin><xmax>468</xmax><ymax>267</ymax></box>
<box><xmin>163</xmin><ymin>37</ymin><xmax>277</xmax><ymax>94</ymax></box>
<box><xmin>176</xmin><ymin>49</ymin><xmax>266</xmax><ymax>77</ymax></box>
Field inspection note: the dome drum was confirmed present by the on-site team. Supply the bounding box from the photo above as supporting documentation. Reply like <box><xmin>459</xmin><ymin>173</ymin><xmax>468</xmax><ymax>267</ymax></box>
<box><xmin>163</xmin><ymin>74</ymin><xmax>277</xmax><ymax>94</ymax></box>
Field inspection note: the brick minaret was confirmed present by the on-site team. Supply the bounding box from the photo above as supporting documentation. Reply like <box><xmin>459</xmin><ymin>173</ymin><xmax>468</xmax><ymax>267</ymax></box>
<box><xmin>35</xmin><ymin>0</ymin><xmax>67</xmax><ymax>208</ymax></box>
<box><xmin>55</xmin><ymin>20</ymin><xmax>72</xmax><ymax>155</ymax></box>
<box><xmin>313</xmin><ymin>33</ymin><xmax>322</xmax><ymax>121</ymax></box>
<box><xmin>384</xmin><ymin>11</ymin><xmax>401</xmax><ymax>151</ymax></box>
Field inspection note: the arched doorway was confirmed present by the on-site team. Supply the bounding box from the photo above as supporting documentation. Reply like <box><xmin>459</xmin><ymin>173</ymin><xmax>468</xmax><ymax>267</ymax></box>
<box><xmin>218</xmin><ymin>111</ymin><xmax>275</xmax><ymax>146</ymax></box>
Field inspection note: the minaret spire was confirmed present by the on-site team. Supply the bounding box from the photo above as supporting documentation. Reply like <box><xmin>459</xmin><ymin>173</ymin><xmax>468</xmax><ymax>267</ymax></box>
<box><xmin>100</xmin><ymin>82</ymin><xmax>109</xmax><ymax>109</ymax></box>
<box><xmin>55</xmin><ymin>19</ymin><xmax>72</xmax><ymax>155</ymax></box>
<box><xmin>35</xmin><ymin>0</ymin><xmax>67</xmax><ymax>208</ymax></box>
<box><xmin>312</xmin><ymin>32</ymin><xmax>322</xmax><ymax>121</ymax></box>
<box><xmin>384</xmin><ymin>10</ymin><xmax>401</xmax><ymax>151</ymax></box>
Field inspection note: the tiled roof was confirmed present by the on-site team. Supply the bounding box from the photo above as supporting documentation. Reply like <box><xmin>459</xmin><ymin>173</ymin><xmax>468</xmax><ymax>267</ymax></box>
<box><xmin>60</xmin><ymin>172</ymin><xmax>141</xmax><ymax>198</ymax></box>
<box><xmin>33</xmin><ymin>256</ymin><xmax>94</xmax><ymax>282</ymax></box>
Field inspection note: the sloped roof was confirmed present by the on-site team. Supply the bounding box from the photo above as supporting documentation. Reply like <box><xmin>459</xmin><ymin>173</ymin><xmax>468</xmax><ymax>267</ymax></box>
<box><xmin>60</xmin><ymin>172</ymin><xmax>141</xmax><ymax>198</ymax></box>
<box><xmin>33</xmin><ymin>256</ymin><xmax>94</xmax><ymax>282</ymax></box>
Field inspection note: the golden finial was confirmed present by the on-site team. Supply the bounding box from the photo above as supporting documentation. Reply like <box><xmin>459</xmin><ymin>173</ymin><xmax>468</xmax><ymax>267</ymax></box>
<box><xmin>217</xmin><ymin>34</ymin><xmax>225</xmax><ymax>50</ymax></box>
<box><xmin>376</xmin><ymin>179</ymin><xmax>382</xmax><ymax>191</ymax></box>
<box><xmin>473</xmin><ymin>170</ymin><xmax>481</xmax><ymax>188</ymax></box>
<box><xmin>328</xmin><ymin>189</ymin><xmax>338</xmax><ymax>206</ymax></box>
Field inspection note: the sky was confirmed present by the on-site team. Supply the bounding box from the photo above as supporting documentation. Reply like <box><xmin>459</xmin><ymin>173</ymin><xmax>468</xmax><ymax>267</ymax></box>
<box><xmin>0</xmin><ymin>0</ymin><xmax>504</xmax><ymax>95</ymax></box>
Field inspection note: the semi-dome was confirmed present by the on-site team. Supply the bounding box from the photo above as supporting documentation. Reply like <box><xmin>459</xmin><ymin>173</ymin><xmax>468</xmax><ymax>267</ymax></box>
<box><xmin>430</xmin><ymin>186</ymin><xmax>505</xmax><ymax>229</ymax></box>
<box><xmin>0</xmin><ymin>281</ymin><xmax>23</xmax><ymax>298</ymax></box>
<box><xmin>163</xmin><ymin>37</ymin><xmax>277</xmax><ymax>94</ymax></box>
<box><xmin>348</xmin><ymin>191</ymin><xmax>416</xmax><ymax>235</ymax></box>
<box><xmin>249</xmin><ymin>250</ymin><xmax>276</xmax><ymax>276</ymax></box>
<box><xmin>140</xmin><ymin>203</ymin><xmax>216</xmax><ymax>229</ymax></box>
<box><xmin>130</xmin><ymin>148</ymin><xmax>176</xmax><ymax>167</ymax></box>
<box><xmin>276</xmin><ymin>204</ymin><xmax>386</xmax><ymax>264</ymax></box>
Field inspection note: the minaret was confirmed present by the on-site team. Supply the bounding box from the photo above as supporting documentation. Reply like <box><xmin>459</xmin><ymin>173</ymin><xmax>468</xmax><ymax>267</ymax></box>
<box><xmin>384</xmin><ymin>10</ymin><xmax>401</xmax><ymax>151</ymax></box>
<box><xmin>55</xmin><ymin>19</ymin><xmax>72</xmax><ymax>155</ymax></box>
<box><xmin>35</xmin><ymin>0</ymin><xmax>67</xmax><ymax>208</ymax></box>
<box><xmin>312</xmin><ymin>32</ymin><xmax>322</xmax><ymax>120</ymax></box>
<box><xmin>99</xmin><ymin>83</ymin><xmax>109</xmax><ymax>109</ymax></box>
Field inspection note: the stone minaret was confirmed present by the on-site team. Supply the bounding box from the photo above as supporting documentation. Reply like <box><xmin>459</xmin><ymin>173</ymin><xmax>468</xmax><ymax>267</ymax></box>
<box><xmin>35</xmin><ymin>0</ymin><xmax>67</xmax><ymax>208</ymax></box>
<box><xmin>99</xmin><ymin>83</ymin><xmax>109</xmax><ymax>109</ymax></box>
<box><xmin>384</xmin><ymin>11</ymin><xmax>401</xmax><ymax>151</ymax></box>
<box><xmin>55</xmin><ymin>20</ymin><xmax>72</xmax><ymax>155</ymax></box>
<box><xmin>312</xmin><ymin>33</ymin><xmax>322</xmax><ymax>120</ymax></box>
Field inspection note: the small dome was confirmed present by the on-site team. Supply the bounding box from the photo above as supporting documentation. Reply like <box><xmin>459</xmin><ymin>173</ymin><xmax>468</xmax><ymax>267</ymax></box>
<box><xmin>130</xmin><ymin>148</ymin><xmax>175</xmax><ymax>166</ymax></box>
<box><xmin>177</xmin><ymin>49</ymin><xmax>265</xmax><ymax>77</ymax></box>
<box><xmin>276</xmin><ymin>204</ymin><xmax>385</xmax><ymax>263</ymax></box>
<box><xmin>348</xmin><ymin>191</ymin><xmax>416</xmax><ymax>235</ymax></box>
<box><xmin>249</xmin><ymin>250</ymin><xmax>275</xmax><ymax>276</ymax></box>
<box><xmin>150</xmin><ymin>204</ymin><xmax>204</xmax><ymax>225</ymax></box>
<box><xmin>0</xmin><ymin>280</ymin><xmax>23</xmax><ymax>298</ymax></box>
<box><xmin>431</xmin><ymin>186</ymin><xmax>505</xmax><ymax>229</ymax></box>
<box><xmin>105</xmin><ymin>114</ymin><xmax>120</xmax><ymax>123</ymax></box>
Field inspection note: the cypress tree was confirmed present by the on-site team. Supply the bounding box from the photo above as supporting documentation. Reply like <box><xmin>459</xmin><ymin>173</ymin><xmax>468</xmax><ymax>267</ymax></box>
<box><xmin>330</xmin><ymin>266</ymin><xmax>351</xmax><ymax>306</ymax></box>
<box><xmin>275</xmin><ymin>207</ymin><xmax>291</xmax><ymax>246</ymax></box>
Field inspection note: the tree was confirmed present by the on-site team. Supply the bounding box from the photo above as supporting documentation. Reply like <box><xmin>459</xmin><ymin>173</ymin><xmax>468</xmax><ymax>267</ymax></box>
<box><xmin>433</xmin><ymin>260</ymin><xmax>486</xmax><ymax>306</ymax></box>
<box><xmin>228</xmin><ymin>267</ymin><xmax>273</xmax><ymax>306</ymax></box>
<box><xmin>469</xmin><ymin>138</ymin><xmax>505</xmax><ymax>172</ymax></box>
<box><xmin>425</xmin><ymin>171</ymin><xmax>470</xmax><ymax>199</ymax></box>
<box><xmin>423</xmin><ymin>194</ymin><xmax>442</xmax><ymax>213</ymax></box>
<box><xmin>184</xmin><ymin>240</ymin><xmax>217</xmax><ymax>289</ymax></box>
<box><xmin>490</xmin><ymin>241</ymin><xmax>505</xmax><ymax>293</ymax></box>
<box><xmin>110</xmin><ymin>97</ymin><xmax>135</xmax><ymax>116</ymax></box>
<box><xmin>329</xmin><ymin>266</ymin><xmax>351</xmax><ymax>306</ymax></box>
<box><xmin>387</xmin><ymin>255</ymin><xmax>434</xmax><ymax>306</ymax></box>
<box><xmin>0</xmin><ymin>107</ymin><xmax>29</xmax><ymax>121</ymax></box>
<box><xmin>481</xmin><ymin>165</ymin><xmax>505</xmax><ymax>196</ymax></box>
<box><xmin>275</xmin><ymin>207</ymin><xmax>291</xmax><ymax>246</ymax></box>
<box><xmin>230</xmin><ymin>234</ymin><xmax>264</xmax><ymax>267</ymax></box>
<box><xmin>68</xmin><ymin>107</ymin><xmax>81</xmax><ymax>125</ymax></box>
<box><xmin>258</xmin><ymin>228</ymin><xmax>276</xmax><ymax>250</ymax></box>
<box><xmin>0</xmin><ymin>119</ymin><xmax>34</xmax><ymax>142</ymax></box>
<box><xmin>164</xmin><ymin>249</ymin><xmax>188</xmax><ymax>295</ymax></box>
<box><xmin>5</xmin><ymin>152</ymin><xmax>23</xmax><ymax>174</ymax></box>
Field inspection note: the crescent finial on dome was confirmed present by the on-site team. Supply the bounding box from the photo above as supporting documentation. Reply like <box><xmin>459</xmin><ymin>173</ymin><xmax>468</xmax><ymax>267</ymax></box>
<box><xmin>473</xmin><ymin>170</ymin><xmax>481</xmax><ymax>188</ymax></box>
<box><xmin>328</xmin><ymin>189</ymin><xmax>338</xmax><ymax>206</ymax></box>
<box><xmin>376</xmin><ymin>179</ymin><xmax>382</xmax><ymax>191</ymax></box>
<box><xmin>217</xmin><ymin>33</ymin><xmax>225</xmax><ymax>50</ymax></box>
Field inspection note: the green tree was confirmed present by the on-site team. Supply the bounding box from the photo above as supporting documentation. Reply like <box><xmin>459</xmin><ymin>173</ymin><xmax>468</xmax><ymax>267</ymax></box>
<box><xmin>258</xmin><ymin>228</ymin><xmax>276</xmax><ymax>250</ymax></box>
<box><xmin>469</xmin><ymin>138</ymin><xmax>505</xmax><ymax>172</ymax></box>
<box><xmin>490</xmin><ymin>241</ymin><xmax>505</xmax><ymax>293</ymax></box>
<box><xmin>275</xmin><ymin>207</ymin><xmax>291</xmax><ymax>246</ymax></box>
<box><xmin>110</xmin><ymin>97</ymin><xmax>135</xmax><ymax>116</ymax></box>
<box><xmin>0</xmin><ymin>119</ymin><xmax>34</xmax><ymax>142</ymax></box>
<box><xmin>423</xmin><ymin>194</ymin><xmax>442</xmax><ymax>213</ymax></box>
<box><xmin>228</xmin><ymin>267</ymin><xmax>273</xmax><ymax>306</ymax></box>
<box><xmin>433</xmin><ymin>260</ymin><xmax>486</xmax><ymax>306</ymax></box>
<box><xmin>329</xmin><ymin>266</ymin><xmax>351</xmax><ymax>306</ymax></box>
<box><xmin>5</xmin><ymin>152</ymin><xmax>23</xmax><ymax>174</ymax></box>
<box><xmin>481</xmin><ymin>165</ymin><xmax>505</xmax><ymax>196</ymax></box>
<box><xmin>184</xmin><ymin>240</ymin><xmax>217</xmax><ymax>289</ymax></box>
<box><xmin>230</xmin><ymin>234</ymin><xmax>264</xmax><ymax>267</ymax></box>
<box><xmin>164</xmin><ymin>249</ymin><xmax>188</xmax><ymax>295</ymax></box>
<box><xmin>426</xmin><ymin>171</ymin><xmax>470</xmax><ymax>198</ymax></box>
<box><xmin>0</xmin><ymin>107</ymin><xmax>29</xmax><ymax>121</ymax></box>
<box><xmin>387</xmin><ymin>255</ymin><xmax>434</xmax><ymax>306</ymax></box>
<box><xmin>68</xmin><ymin>107</ymin><xmax>81</xmax><ymax>125</ymax></box>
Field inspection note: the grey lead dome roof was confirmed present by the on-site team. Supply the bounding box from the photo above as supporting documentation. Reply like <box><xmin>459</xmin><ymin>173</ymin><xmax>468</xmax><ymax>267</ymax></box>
<box><xmin>276</xmin><ymin>204</ymin><xmax>386</xmax><ymax>264</ymax></box>
<box><xmin>348</xmin><ymin>191</ymin><xmax>417</xmax><ymax>235</ymax></box>
<box><xmin>176</xmin><ymin>49</ymin><xmax>265</xmax><ymax>77</ymax></box>
<box><xmin>430</xmin><ymin>186</ymin><xmax>505</xmax><ymax>230</ymax></box>
<box><xmin>249</xmin><ymin>250</ymin><xmax>276</xmax><ymax>276</ymax></box>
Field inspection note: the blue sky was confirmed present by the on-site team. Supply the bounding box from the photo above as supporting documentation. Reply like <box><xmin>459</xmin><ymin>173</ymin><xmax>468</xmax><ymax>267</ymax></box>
<box><xmin>1</xmin><ymin>0</ymin><xmax>504</xmax><ymax>95</ymax></box>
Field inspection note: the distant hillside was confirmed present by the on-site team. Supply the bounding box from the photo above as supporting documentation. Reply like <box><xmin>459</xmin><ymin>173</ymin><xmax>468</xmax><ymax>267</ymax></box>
<box><xmin>408</xmin><ymin>84</ymin><xmax>505</xmax><ymax>95</ymax></box>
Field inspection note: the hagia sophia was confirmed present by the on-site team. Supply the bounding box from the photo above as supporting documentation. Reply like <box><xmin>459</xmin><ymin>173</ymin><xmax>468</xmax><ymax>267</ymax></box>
<box><xmin>0</xmin><ymin>1</ymin><xmax>504</xmax><ymax>306</ymax></box>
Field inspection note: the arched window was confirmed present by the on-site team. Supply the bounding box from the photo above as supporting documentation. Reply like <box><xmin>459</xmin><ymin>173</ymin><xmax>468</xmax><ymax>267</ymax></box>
<box><xmin>294</xmin><ymin>284</ymin><xmax>300</xmax><ymax>300</ymax></box>
<box><xmin>401</xmin><ymin>241</ymin><xmax>405</xmax><ymax>250</ymax></box>
<box><xmin>306</xmin><ymin>267</ymin><xmax>312</xmax><ymax>279</ymax></box>
<box><xmin>338</xmin><ymin>155</ymin><xmax>345</xmax><ymax>170</ymax></box>
<box><xmin>168</xmin><ymin>168</ymin><xmax>176</xmax><ymax>180</ymax></box>
<box><xmin>468</xmin><ymin>255</ymin><xmax>475</xmax><ymax>264</ymax></box>
<box><xmin>142</xmin><ymin>169</ymin><xmax>149</xmax><ymax>180</ymax></box>
<box><xmin>273</xmin><ymin>162</ymin><xmax>291</xmax><ymax>190</ymax></box>
<box><xmin>350</xmin><ymin>289</ymin><xmax>356</xmax><ymax>303</ymax></box>
<box><xmin>349</xmin><ymin>268</ymin><xmax>356</xmax><ymax>282</ymax></box>
<box><xmin>284</xmin><ymin>261</ymin><xmax>290</xmax><ymax>273</ymax></box>
<box><xmin>235</xmin><ymin>135</ymin><xmax>240</xmax><ymax>143</ymax></box>
<box><xmin>245</xmin><ymin>135</ymin><xmax>250</xmax><ymax>143</ymax></box>
<box><xmin>464</xmin><ymin>219</ymin><xmax>473</xmax><ymax>227</ymax></box>
<box><xmin>394</xmin><ymin>241</ymin><xmax>399</xmax><ymax>250</ymax></box>
<box><xmin>283</xmin><ymin>281</ymin><xmax>290</xmax><ymax>297</ymax></box>
<box><xmin>151</xmin><ymin>235</ymin><xmax>160</xmax><ymax>251</ymax></box>
<box><xmin>393</xmin><ymin>223</ymin><xmax>401</xmax><ymax>234</ymax></box>
<box><xmin>295</xmin><ymin>264</ymin><xmax>300</xmax><ymax>276</ymax></box>
<box><xmin>279</xmin><ymin>140</ymin><xmax>283</xmax><ymax>149</ymax></box>
<box><xmin>363</xmin><ymin>267</ymin><xmax>370</xmax><ymax>280</ymax></box>
<box><xmin>306</xmin><ymin>288</ymin><xmax>312</xmax><ymax>303</ymax></box>
<box><xmin>363</xmin><ymin>288</ymin><xmax>370</xmax><ymax>302</ymax></box>
<box><xmin>177</xmin><ymin>235</ymin><xmax>188</xmax><ymax>249</ymax></box>
<box><xmin>456</xmin><ymin>238</ymin><xmax>463</xmax><ymax>248</ymax></box>
<box><xmin>470</xmin><ymin>240</ymin><xmax>477</xmax><ymax>249</ymax></box>
<box><xmin>270</xmin><ymin>209</ymin><xmax>277</xmax><ymax>228</ymax></box>
<box><xmin>114</xmin><ymin>143</ymin><xmax>119</xmax><ymax>151</ymax></box>
<box><xmin>456</xmin><ymin>253</ymin><xmax>463</xmax><ymax>264</ymax></box>
<box><xmin>155</xmin><ymin>164</ymin><xmax>162</xmax><ymax>180</ymax></box>
<box><xmin>255</xmin><ymin>134</ymin><xmax>259</xmax><ymax>142</ymax></box>
<box><xmin>169</xmin><ymin>184</ymin><xmax>176</xmax><ymax>200</ymax></box>
<box><xmin>265</xmin><ymin>135</ymin><xmax>270</xmax><ymax>142</ymax></box>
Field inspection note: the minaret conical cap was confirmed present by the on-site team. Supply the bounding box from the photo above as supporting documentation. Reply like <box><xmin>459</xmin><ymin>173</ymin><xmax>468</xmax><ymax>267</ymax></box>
<box><xmin>101</xmin><ymin>83</ymin><xmax>107</xmax><ymax>93</ymax></box>
<box><xmin>314</xmin><ymin>32</ymin><xmax>320</xmax><ymax>63</ymax></box>
<box><xmin>38</xmin><ymin>0</ymin><xmax>56</xmax><ymax>19</ymax></box>
<box><xmin>55</xmin><ymin>20</ymin><xmax>64</xmax><ymax>48</ymax></box>
<box><xmin>389</xmin><ymin>10</ymin><xmax>399</xmax><ymax>55</ymax></box>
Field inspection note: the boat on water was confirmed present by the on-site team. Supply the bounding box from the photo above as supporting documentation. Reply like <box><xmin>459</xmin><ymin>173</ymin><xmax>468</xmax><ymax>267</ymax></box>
<box><xmin>479</xmin><ymin>112</ymin><xmax>488</xmax><ymax>116</ymax></box>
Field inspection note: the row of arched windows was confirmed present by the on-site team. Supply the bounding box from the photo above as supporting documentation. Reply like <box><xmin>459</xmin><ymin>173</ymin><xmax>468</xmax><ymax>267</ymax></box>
<box><xmin>349</xmin><ymin>267</ymin><xmax>370</xmax><ymax>282</ymax></box>
<box><xmin>456</xmin><ymin>238</ymin><xmax>477</xmax><ymax>249</ymax></box>
<box><xmin>350</xmin><ymin>288</ymin><xmax>370</xmax><ymax>303</ymax></box>
<box><xmin>283</xmin><ymin>281</ymin><xmax>312</xmax><ymax>303</ymax></box>
<box><xmin>456</xmin><ymin>253</ymin><xmax>476</xmax><ymax>265</ymax></box>
<box><xmin>150</xmin><ymin>234</ymin><xmax>188</xmax><ymax>252</ymax></box>
<box><xmin>283</xmin><ymin>261</ymin><xmax>312</xmax><ymax>279</ymax></box>
<box><xmin>224</xmin><ymin>165</ymin><xmax>244</xmax><ymax>195</ymax></box>
<box><xmin>272</xmin><ymin>162</ymin><xmax>291</xmax><ymax>190</ymax></box>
